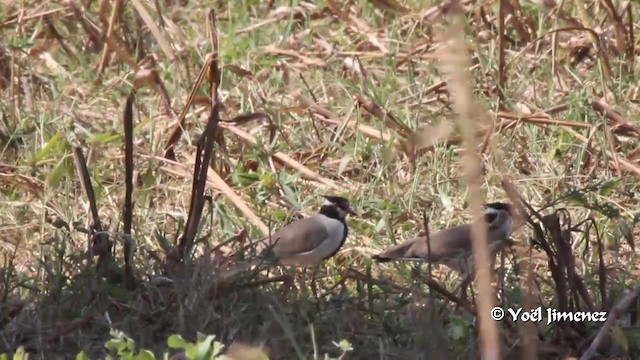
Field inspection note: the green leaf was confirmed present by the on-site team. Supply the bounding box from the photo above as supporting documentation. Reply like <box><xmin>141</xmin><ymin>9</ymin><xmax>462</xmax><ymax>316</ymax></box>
<box><xmin>155</xmin><ymin>231</ymin><xmax>172</xmax><ymax>252</ymax></box>
<box><xmin>281</xmin><ymin>184</ymin><xmax>300</xmax><ymax>209</ymax></box>
<box><xmin>167</xmin><ymin>334</ymin><xmax>189</xmax><ymax>350</ymax></box>
<box><xmin>599</xmin><ymin>179</ymin><xmax>620</xmax><ymax>196</ymax></box>
<box><xmin>123</xmin><ymin>338</ymin><xmax>135</xmax><ymax>354</ymax></box>
<box><xmin>87</xmin><ymin>133</ymin><xmax>123</xmax><ymax>144</ymax></box>
<box><xmin>236</xmin><ymin>172</ymin><xmax>260</xmax><ymax>186</ymax></box>
<box><xmin>75</xmin><ymin>352</ymin><xmax>90</xmax><ymax>360</ymax></box>
<box><xmin>134</xmin><ymin>350</ymin><xmax>156</xmax><ymax>360</ymax></box>
<box><xmin>13</xmin><ymin>347</ymin><xmax>28</xmax><ymax>360</ymax></box>
<box><xmin>185</xmin><ymin>344</ymin><xmax>199</xmax><ymax>359</ymax></box>
<box><xmin>196</xmin><ymin>334</ymin><xmax>215</xmax><ymax>359</ymax></box>
<box><xmin>46</xmin><ymin>157</ymin><xmax>71</xmax><ymax>188</ymax></box>
<box><xmin>260</xmin><ymin>172</ymin><xmax>274</xmax><ymax>187</ymax></box>
<box><xmin>565</xmin><ymin>192</ymin><xmax>589</xmax><ymax>207</ymax></box>
<box><xmin>211</xmin><ymin>341</ymin><xmax>224</xmax><ymax>359</ymax></box>
<box><xmin>105</xmin><ymin>339</ymin><xmax>124</xmax><ymax>351</ymax></box>
<box><xmin>269</xmin><ymin>209</ymin><xmax>288</xmax><ymax>222</ymax></box>
<box><xmin>35</xmin><ymin>132</ymin><xmax>61</xmax><ymax>162</ymax></box>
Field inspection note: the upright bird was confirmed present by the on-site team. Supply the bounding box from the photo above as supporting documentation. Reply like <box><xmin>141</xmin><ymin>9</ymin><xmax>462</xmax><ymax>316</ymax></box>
<box><xmin>372</xmin><ymin>202</ymin><xmax>515</xmax><ymax>293</ymax></box>
<box><xmin>255</xmin><ymin>195</ymin><xmax>357</xmax><ymax>267</ymax></box>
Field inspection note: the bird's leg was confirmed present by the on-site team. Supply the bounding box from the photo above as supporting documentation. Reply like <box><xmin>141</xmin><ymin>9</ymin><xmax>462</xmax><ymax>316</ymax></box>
<box><xmin>281</xmin><ymin>267</ymin><xmax>296</xmax><ymax>302</ymax></box>
<box><xmin>453</xmin><ymin>258</ymin><xmax>473</xmax><ymax>303</ymax></box>
<box><xmin>300</xmin><ymin>267</ymin><xmax>308</xmax><ymax>298</ymax></box>
<box><xmin>310</xmin><ymin>264</ymin><xmax>320</xmax><ymax>300</ymax></box>
<box><xmin>457</xmin><ymin>271</ymin><xmax>473</xmax><ymax>302</ymax></box>
<box><xmin>310</xmin><ymin>264</ymin><xmax>324</xmax><ymax>312</ymax></box>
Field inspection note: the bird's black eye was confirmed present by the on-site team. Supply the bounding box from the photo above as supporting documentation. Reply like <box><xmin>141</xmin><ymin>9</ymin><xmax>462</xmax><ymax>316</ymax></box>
<box><xmin>483</xmin><ymin>213</ymin><xmax>497</xmax><ymax>223</ymax></box>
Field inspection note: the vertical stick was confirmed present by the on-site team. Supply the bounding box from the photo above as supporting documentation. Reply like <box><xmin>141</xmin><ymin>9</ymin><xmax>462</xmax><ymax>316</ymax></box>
<box><xmin>497</xmin><ymin>0</ymin><xmax>506</xmax><ymax>111</ymax></box>
<box><xmin>122</xmin><ymin>93</ymin><xmax>136</xmax><ymax>289</ymax></box>
<box><xmin>438</xmin><ymin>6</ymin><xmax>501</xmax><ymax>360</ymax></box>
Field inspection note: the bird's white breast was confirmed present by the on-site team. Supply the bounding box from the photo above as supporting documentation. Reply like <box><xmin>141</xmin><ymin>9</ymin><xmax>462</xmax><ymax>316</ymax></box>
<box><xmin>314</xmin><ymin>215</ymin><xmax>346</xmax><ymax>256</ymax></box>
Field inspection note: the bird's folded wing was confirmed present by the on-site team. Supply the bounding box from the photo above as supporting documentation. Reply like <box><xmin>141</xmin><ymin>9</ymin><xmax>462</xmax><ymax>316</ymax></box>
<box><xmin>424</xmin><ymin>225</ymin><xmax>472</xmax><ymax>261</ymax></box>
<box><xmin>373</xmin><ymin>238</ymin><xmax>421</xmax><ymax>261</ymax></box>
<box><xmin>260</xmin><ymin>217</ymin><xmax>330</xmax><ymax>256</ymax></box>
<box><xmin>375</xmin><ymin>225</ymin><xmax>472</xmax><ymax>262</ymax></box>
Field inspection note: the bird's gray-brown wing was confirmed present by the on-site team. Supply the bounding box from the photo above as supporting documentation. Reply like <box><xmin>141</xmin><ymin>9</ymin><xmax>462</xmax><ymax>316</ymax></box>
<box><xmin>371</xmin><ymin>237</ymin><xmax>420</xmax><ymax>262</ymax></box>
<box><xmin>373</xmin><ymin>225</ymin><xmax>472</xmax><ymax>262</ymax></box>
<box><xmin>424</xmin><ymin>225</ymin><xmax>473</xmax><ymax>261</ymax></box>
<box><xmin>260</xmin><ymin>215</ymin><xmax>330</xmax><ymax>257</ymax></box>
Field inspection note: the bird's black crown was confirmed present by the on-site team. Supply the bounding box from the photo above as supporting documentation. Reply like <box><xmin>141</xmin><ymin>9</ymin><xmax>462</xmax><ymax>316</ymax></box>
<box><xmin>483</xmin><ymin>202</ymin><xmax>513</xmax><ymax>214</ymax></box>
<box><xmin>323</xmin><ymin>195</ymin><xmax>350</xmax><ymax>204</ymax></box>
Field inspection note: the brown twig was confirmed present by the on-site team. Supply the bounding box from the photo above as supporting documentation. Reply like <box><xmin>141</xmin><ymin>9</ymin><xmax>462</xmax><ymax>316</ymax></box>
<box><xmin>206</xmin><ymin>10</ymin><xmax>220</xmax><ymax>103</ymax></box>
<box><xmin>561</xmin><ymin>125</ymin><xmax>640</xmax><ymax>178</ymax></box>
<box><xmin>72</xmin><ymin>147</ymin><xmax>112</xmax><ymax>284</ymax></box>
<box><xmin>178</xmin><ymin>103</ymin><xmax>221</xmax><ymax>261</ymax></box>
<box><xmin>217</xmin><ymin>122</ymin><xmax>342</xmax><ymax>191</ymax></box>
<box><xmin>141</xmin><ymin>152</ymin><xmax>270</xmax><ymax>235</ymax></box>
<box><xmin>625</xmin><ymin>4</ymin><xmax>634</xmax><ymax>75</ymax></box>
<box><xmin>423</xmin><ymin>277</ymin><xmax>476</xmax><ymax>315</ymax></box>
<box><xmin>496</xmin><ymin>112</ymin><xmax>592</xmax><ymax>129</ymax></box>
<box><xmin>422</xmin><ymin>211</ymin><xmax>434</xmax><ymax>303</ymax></box>
<box><xmin>505</xmin><ymin>27</ymin><xmax>612</xmax><ymax>85</ymax></box>
<box><xmin>163</xmin><ymin>54</ymin><xmax>213</xmax><ymax>160</ymax></box>
<box><xmin>65</xmin><ymin>0</ymin><xmax>137</xmax><ymax>69</ymax></box>
<box><xmin>497</xmin><ymin>0</ymin><xmax>506</xmax><ymax>111</ymax></box>
<box><xmin>355</xmin><ymin>95</ymin><xmax>412</xmax><ymax>137</ymax></box>
<box><xmin>590</xmin><ymin>97</ymin><xmax>640</xmax><ymax>138</ymax></box>
<box><xmin>72</xmin><ymin>147</ymin><xmax>102</xmax><ymax>237</ymax></box>
<box><xmin>122</xmin><ymin>93</ymin><xmax>136</xmax><ymax>290</ymax></box>
<box><xmin>294</xmin><ymin>92</ymin><xmax>395</xmax><ymax>143</ymax></box>
<box><xmin>95</xmin><ymin>0</ymin><xmax>123</xmax><ymax>82</ymax></box>
<box><xmin>130</xmin><ymin>0</ymin><xmax>176</xmax><ymax>61</ymax></box>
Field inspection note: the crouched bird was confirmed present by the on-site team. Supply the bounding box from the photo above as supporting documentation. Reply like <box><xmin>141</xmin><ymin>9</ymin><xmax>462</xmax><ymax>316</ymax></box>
<box><xmin>255</xmin><ymin>195</ymin><xmax>357</xmax><ymax>267</ymax></box>
<box><xmin>372</xmin><ymin>202</ymin><xmax>515</xmax><ymax>294</ymax></box>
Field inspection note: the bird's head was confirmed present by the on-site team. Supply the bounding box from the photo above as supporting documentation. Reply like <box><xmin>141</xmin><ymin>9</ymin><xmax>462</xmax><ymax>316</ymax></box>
<box><xmin>322</xmin><ymin>195</ymin><xmax>357</xmax><ymax>219</ymax></box>
<box><xmin>482</xmin><ymin>202</ymin><xmax>514</xmax><ymax>235</ymax></box>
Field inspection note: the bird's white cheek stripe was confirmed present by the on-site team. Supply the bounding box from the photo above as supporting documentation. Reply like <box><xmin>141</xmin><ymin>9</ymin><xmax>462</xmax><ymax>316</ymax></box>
<box><xmin>484</xmin><ymin>207</ymin><xmax>500</xmax><ymax>215</ymax></box>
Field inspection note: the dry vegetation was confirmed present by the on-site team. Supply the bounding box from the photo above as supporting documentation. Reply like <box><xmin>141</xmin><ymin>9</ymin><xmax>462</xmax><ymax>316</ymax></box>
<box><xmin>2</xmin><ymin>0</ymin><xmax>640</xmax><ymax>359</ymax></box>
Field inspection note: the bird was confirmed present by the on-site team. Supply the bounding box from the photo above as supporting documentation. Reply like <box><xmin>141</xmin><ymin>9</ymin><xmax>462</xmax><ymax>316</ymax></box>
<box><xmin>254</xmin><ymin>195</ymin><xmax>357</xmax><ymax>267</ymax></box>
<box><xmin>372</xmin><ymin>202</ymin><xmax>515</xmax><ymax>294</ymax></box>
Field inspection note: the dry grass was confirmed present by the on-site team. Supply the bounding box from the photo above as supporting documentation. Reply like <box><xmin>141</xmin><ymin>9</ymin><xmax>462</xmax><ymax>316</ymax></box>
<box><xmin>2</xmin><ymin>0</ymin><xmax>640</xmax><ymax>359</ymax></box>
